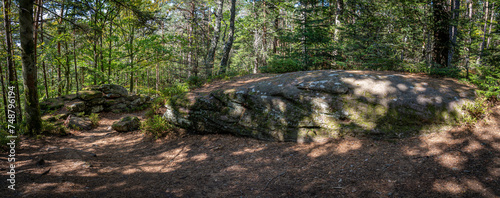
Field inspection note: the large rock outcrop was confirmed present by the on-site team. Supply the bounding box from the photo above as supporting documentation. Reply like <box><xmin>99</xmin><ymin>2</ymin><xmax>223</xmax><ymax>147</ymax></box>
<box><xmin>163</xmin><ymin>70</ymin><xmax>477</xmax><ymax>142</ymax></box>
<box><xmin>40</xmin><ymin>84</ymin><xmax>151</xmax><ymax>115</ymax></box>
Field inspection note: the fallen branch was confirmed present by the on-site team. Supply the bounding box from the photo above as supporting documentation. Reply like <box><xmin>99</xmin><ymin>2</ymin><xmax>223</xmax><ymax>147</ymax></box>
<box><xmin>263</xmin><ymin>171</ymin><xmax>286</xmax><ymax>190</ymax></box>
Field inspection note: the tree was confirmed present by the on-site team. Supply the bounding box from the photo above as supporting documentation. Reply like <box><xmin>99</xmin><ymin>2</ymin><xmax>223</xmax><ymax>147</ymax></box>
<box><xmin>3</xmin><ymin>0</ymin><xmax>22</xmax><ymax>124</ymax></box>
<box><xmin>432</xmin><ymin>0</ymin><xmax>450</xmax><ymax>68</ymax></box>
<box><xmin>205</xmin><ymin>0</ymin><xmax>223</xmax><ymax>77</ymax></box>
<box><xmin>220</xmin><ymin>0</ymin><xmax>236</xmax><ymax>74</ymax></box>
<box><xmin>19</xmin><ymin>0</ymin><xmax>42</xmax><ymax>135</ymax></box>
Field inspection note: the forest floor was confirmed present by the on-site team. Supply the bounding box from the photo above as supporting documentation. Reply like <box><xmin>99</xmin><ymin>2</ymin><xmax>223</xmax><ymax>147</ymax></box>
<box><xmin>1</xmin><ymin>74</ymin><xmax>500</xmax><ymax>198</ymax></box>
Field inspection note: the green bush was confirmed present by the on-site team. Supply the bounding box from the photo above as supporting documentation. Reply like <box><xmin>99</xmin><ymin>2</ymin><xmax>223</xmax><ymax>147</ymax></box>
<box><xmin>470</xmin><ymin>65</ymin><xmax>500</xmax><ymax>99</ymax></box>
<box><xmin>141</xmin><ymin>115</ymin><xmax>174</xmax><ymax>139</ymax></box>
<box><xmin>460</xmin><ymin>96</ymin><xmax>492</xmax><ymax>125</ymax></box>
<box><xmin>161</xmin><ymin>83</ymin><xmax>190</xmax><ymax>97</ymax></box>
<box><xmin>261</xmin><ymin>56</ymin><xmax>303</xmax><ymax>73</ymax></box>
<box><xmin>89</xmin><ymin>113</ymin><xmax>100</xmax><ymax>127</ymax></box>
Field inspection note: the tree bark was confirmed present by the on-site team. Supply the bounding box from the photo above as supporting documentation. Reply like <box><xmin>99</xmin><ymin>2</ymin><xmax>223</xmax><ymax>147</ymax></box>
<box><xmin>74</xmin><ymin>28</ymin><xmax>79</xmax><ymax>93</ymax></box>
<box><xmin>447</xmin><ymin>0</ymin><xmax>459</xmax><ymax>68</ymax></box>
<box><xmin>432</xmin><ymin>0</ymin><xmax>450</xmax><ymax>68</ymax></box>
<box><xmin>477</xmin><ymin>0</ymin><xmax>489</xmax><ymax>65</ymax></box>
<box><xmin>205</xmin><ymin>0</ymin><xmax>224</xmax><ymax>77</ymax></box>
<box><xmin>220</xmin><ymin>0</ymin><xmax>236</xmax><ymax>74</ymax></box>
<box><xmin>486</xmin><ymin>2</ymin><xmax>495</xmax><ymax>49</ymax></box>
<box><xmin>20</xmin><ymin>0</ymin><xmax>42</xmax><ymax>135</ymax></box>
<box><xmin>3</xmin><ymin>0</ymin><xmax>22</xmax><ymax>124</ymax></box>
<box><xmin>40</xmin><ymin>0</ymin><xmax>49</xmax><ymax>98</ymax></box>
<box><xmin>465</xmin><ymin>0</ymin><xmax>472</xmax><ymax>79</ymax></box>
<box><xmin>129</xmin><ymin>24</ymin><xmax>135</xmax><ymax>93</ymax></box>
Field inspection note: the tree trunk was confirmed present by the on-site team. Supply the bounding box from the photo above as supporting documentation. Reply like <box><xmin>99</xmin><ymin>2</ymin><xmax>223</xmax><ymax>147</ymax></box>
<box><xmin>486</xmin><ymin>2</ymin><xmax>495</xmax><ymax>49</ymax></box>
<box><xmin>220</xmin><ymin>0</ymin><xmax>236</xmax><ymax>74</ymax></box>
<box><xmin>465</xmin><ymin>0</ymin><xmax>472</xmax><ymax>79</ymax></box>
<box><xmin>205</xmin><ymin>0</ymin><xmax>224</xmax><ymax>77</ymax></box>
<box><xmin>477</xmin><ymin>0</ymin><xmax>489</xmax><ymax>64</ymax></box>
<box><xmin>129</xmin><ymin>25</ymin><xmax>135</xmax><ymax>93</ymax></box>
<box><xmin>447</xmin><ymin>0</ymin><xmax>460</xmax><ymax>68</ymax></box>
<box><xmin>74</xmin><ymin>28</ymin><xmax>79</xmax><ymax>93</ymax></box>
<box><xmin>108</xmin><ymin>18</ymin><xmax>113</xmax><ymax>83</ymax></box>
<box><xmin>432</xmin><ymin>0</ymin><xmax>450</xmax><ymax>68</ymax></box>
<box><xmin>40</xmin><ymin>0</ymin><xmax>49</xmax><ymax>99</ymax></box>
<box><xmin>0</xmin><ymin>55</ymin><xmax>8</xmax><ymax>122</ymax></box>
<box><xmin>20</xmin><ymin>0</ymin><xmax>41</xmax><ymax>135</ymax></box>
<box><xmin>3</xmin><ymin>0</ymin><xmax>22</xmax><ymax>124</ymax></box>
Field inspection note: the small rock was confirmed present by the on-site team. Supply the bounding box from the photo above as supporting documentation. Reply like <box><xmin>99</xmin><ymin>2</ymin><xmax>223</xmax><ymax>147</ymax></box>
<box><xmin>112</xmin><ymin>116</ymin><xmax>140</xmax><ymax>132</ymax></box>
<box><xmin>67</xmin><ymin>102</ymin><xmax>86</xmax><ymax>112</ymax></box>
<box><xmin>66</xmin><ymin>116</ymin><xmax>93</xmax><ymax>130</ymax></box>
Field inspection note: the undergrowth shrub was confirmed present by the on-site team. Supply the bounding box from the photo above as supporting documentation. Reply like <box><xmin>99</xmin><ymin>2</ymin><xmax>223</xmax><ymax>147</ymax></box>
<box><xmin>161</xmin><ymin>83</ymin><xmax>189</xmax><ymax>97</ymax></box>
<box><xmin>89</xmin><ymin>113</ymin><xmax>100</xmax><ymax>127</ymax></box>
<box><xmin>261</xmin><ymin>56</ymin><xmax>303</xmax><ymax>73</ymax></box>
<box><xmin>141</xmin><ymin>115</ymin><xmax>174</xmax><ymax>139</ymax></box>
<box><xmin>460</xmin><ymin>96</ymin><xmax>492</xmax><ymax>125</ymax></box>
<box><xmin>41</xmin><ymin>120</ymin><xmax>68</xmax><ymax>136</ymax></box>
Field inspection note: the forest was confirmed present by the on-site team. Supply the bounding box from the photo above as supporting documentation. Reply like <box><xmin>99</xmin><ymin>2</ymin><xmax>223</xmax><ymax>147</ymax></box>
<box><xmin>1</xmin><ymin>0</ymin><xmax>499</xmax><ymax>134</ymax></box>
<box><xmin>1</xmin><ymin>0</ymin><xmax>500</xmax><ymax>197</ymax></box>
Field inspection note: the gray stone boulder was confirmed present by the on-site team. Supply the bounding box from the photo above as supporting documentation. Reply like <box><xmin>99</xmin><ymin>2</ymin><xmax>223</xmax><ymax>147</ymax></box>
<box><xmin>65</xmin><ymin>116</ymin><xmax>93</xmax><ymax>130</ymax></box>
<box><xmin>67</xmin><ymin>102</ymin><xmax>86</xmax><ymax>112</ymax></box>
<box><xmin>100</xmin><ymin>84</ymin><xmax>128</xmax><ymax>97</ymax></box>
<box><xmin>78</xmin><ymin>90</ymin><xmax>102</xmax><ymax>101</ymax></box>
<box><xmin>163</xmin><ymin>70</ymin><xmax>477</xmax><ymax>142</ymax></box>
<box><xmin>90</xmin><ymin>105</ymin><xmax>104</xmax><ymax>113</ymax></box>
<box><xmin>112</xmin><ymin>116</ymin><xmax>140</xmax><ymax>132</ymax></box>
<box><xmin>40</xmin><ymin>98</ymin><xmax>64</xmax><ymax>110</ymax></box>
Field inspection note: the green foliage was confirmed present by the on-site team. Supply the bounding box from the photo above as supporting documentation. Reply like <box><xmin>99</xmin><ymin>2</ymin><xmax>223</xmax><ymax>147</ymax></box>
<box><xmin>460</xmin><ymin>97</ymin><xmax>492</xmax><ymax>125</ymax></box>
<box><xmin>40</xmin><ymin>121</ymin><xmax>68</xmax><ymax>136</ymax></box>
<box><xmin>261</xmin><ymin>56</ymin><xmax>303</xmax><ymax>73</ymax></box>
<box><xmin>186</xmin><ymin>76</ymin><xmax>204</xmax><ymax>87</ymax></box>
<box><xmin>161</xmin><ymin>83</ymin><xmax>190</xmax><ymax>98</ymax></box>
<box><xmin>89</xmin><ymin>113</ymin><xmax>100</xmax><ymax>127</ymax></box>
<box><xmin>141</xmin><ymin>115</ymin><xmax>174</xmax><ymax>139</ymax></box>
<box><xmin>0</xmin><ymin>125</ymin><xmax>9</xmax><ymax>151</ymax></box>
<box><xmin>470</xmin><ymin>65</ymin><xmax>500</xmax><ymax>99</ymax></box>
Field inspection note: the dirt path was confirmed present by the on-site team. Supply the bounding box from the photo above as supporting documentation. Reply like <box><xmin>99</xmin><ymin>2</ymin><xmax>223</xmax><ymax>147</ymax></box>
<box><xmin>0</xmin><ymin>104</ymin><xmax>499</xmax><ymax>197</ymax></box>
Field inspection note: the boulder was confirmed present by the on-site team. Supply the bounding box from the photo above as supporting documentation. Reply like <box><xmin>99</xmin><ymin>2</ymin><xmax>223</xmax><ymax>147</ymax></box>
<box><xmin>87</xmin><ymin>97</ymin><xmax>106</xmax><ymax>106</ymax></box>
<box><xmin>78</xmin><ymin>90</ymin><xmax>102</xmax><ymax>101</ymax></box>
<box><xmin>90</xmin><ymin>105</ymin><xmax>104</xmax><ymax>113</ymax></box>
<box><xmin>40</xmin><ymin>98</ymin><xmax>64</xmax><ymax>110</ymax></box>
<box><xmin>65</xmin><ymin>116</ymin><xmax>93</xmax><ymax>130</ymax></box>
<box><xmin>104</xmin><ymin>93</ymin><xmax>121</xmax><ymax>99</ymax></box>
<box><xmin>163</xmin><ymin>70</ymin><xmax>477</xmax><ymax>142</ymax></box>
<box><xmin>112</xmin><ymin>116</ymin><xmax>140</xmax><ymax>132</ymax></box>
<box><xmin>67</xmin><ymin>102</ymin><xmax>86</xmax><ymax>112</ymax></box>
<box><xmin>100</xmin><ymin>84</ymin><xmax>128</xmax><ymax>97</ymax></box>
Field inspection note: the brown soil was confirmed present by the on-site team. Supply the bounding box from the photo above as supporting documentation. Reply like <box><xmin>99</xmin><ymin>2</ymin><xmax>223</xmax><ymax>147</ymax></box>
<box><xmin>1</xmin><ymin>72</ymin><xmax>499</xmax><ymax>198</ymax></box>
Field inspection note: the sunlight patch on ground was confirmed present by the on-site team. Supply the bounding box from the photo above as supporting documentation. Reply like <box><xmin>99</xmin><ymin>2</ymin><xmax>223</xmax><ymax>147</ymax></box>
<box><xmin>335</xmin><ymin>139</ymin><xmax>362</xmax><ymax>154</ymax></box>
<box><xmin>432</xmin><ymin>180</ymin><xmax>464</xmax><ymax>194</ymax></box>
<box><xmin>436</xmin><ymin>152</ymin><xmax>466</xmax><ymax>170</ymax></box>
<box><xmin>231</xmin><ymin>147</ymin><xmax>264</xmax><ymax>155</ymax></box>
<box><xmin>463</xmin><ymin>140</ymin><xmax>484</xmax><ymax>153</ymax></box>
<box><xmin>191</xmin><ymin>153</ymin><xmax>208</xmax><ymax>161</ymax></box>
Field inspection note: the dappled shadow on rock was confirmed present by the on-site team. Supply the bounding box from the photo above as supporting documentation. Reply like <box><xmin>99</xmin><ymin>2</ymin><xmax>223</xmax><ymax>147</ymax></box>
<box><xmin>1</xmin><ymin>106</ymin><xmax>498</xmax><ymax>197</ymax></box>
<box><xmin>164</xmin><ymin>70</ymin><xmax>477</xmax><ymax>141</ymax></box>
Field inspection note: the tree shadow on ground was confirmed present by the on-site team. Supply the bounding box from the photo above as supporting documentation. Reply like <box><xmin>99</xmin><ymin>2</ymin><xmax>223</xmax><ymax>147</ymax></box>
<box><xmin>1</xmin><ymin>71</ymin><xmax>498</xmax><ymax>197</ymax></box>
